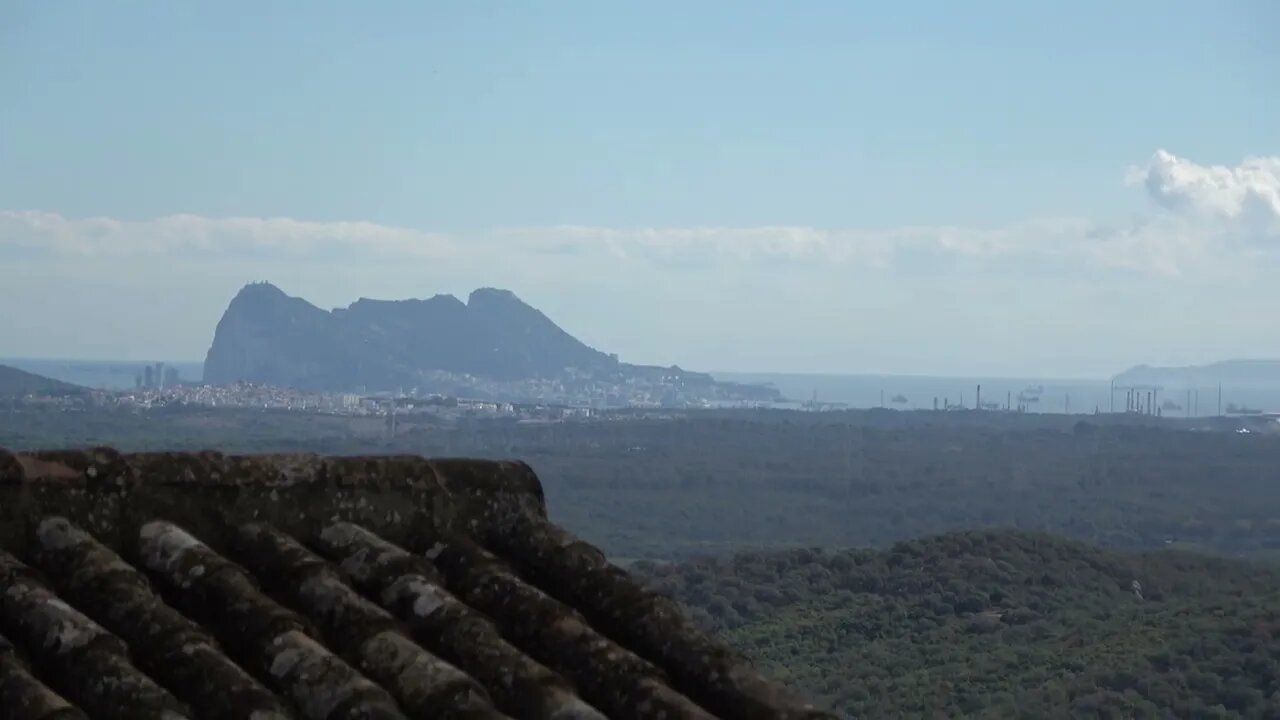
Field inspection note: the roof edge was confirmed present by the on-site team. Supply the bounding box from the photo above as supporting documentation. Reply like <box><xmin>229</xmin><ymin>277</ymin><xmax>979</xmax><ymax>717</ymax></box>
<box><xmin>0</xmin><ymin>448</ymin><xmax>548</xmax><ymax>557</ymax></box>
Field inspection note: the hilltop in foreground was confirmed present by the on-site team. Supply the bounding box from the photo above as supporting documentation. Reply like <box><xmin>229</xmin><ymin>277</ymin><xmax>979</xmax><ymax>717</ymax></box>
<box><xmin>639</xmin><ymin>531</ymin><xmax>1280</xmax><ymax>719</ymax></box>
<box><xmin>0</xmin><ymin>364</ymin><xmax>85</xmax><ymax>398</ymax></box>
<box><xmin>204</xmin><ymin>283</ymin><xmax>778</xmax><ymax>401</ymax></box>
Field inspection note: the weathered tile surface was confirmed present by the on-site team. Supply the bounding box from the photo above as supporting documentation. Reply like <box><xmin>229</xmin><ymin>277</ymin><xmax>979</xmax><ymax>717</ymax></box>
<box><xmin>0</xmin><ymin>449</ymin><xmax>834</xmax><ymax>720</ymax></box>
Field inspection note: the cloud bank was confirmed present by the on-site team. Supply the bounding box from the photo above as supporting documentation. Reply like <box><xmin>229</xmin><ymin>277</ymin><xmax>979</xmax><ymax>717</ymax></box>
<box><xmin>3</xmin><ymin>150</ymin><xmax>1274</xmax><ymax>277</ymax></box>
<box><xmin>0</xmin><ymin>211</ymin><xmax>456</xmax><ymax>259</ymax></box>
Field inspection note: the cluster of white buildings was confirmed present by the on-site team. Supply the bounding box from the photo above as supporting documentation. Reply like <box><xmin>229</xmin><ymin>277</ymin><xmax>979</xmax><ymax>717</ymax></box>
<box><xmin>108</xmin><ymin>383</ymin><xmax>606</xmax><ymax>423</ymax></box>
<box><xmin>113</xmin><ymin>384</ymin><xmax>380</xmax><ymax>414</ymax></box>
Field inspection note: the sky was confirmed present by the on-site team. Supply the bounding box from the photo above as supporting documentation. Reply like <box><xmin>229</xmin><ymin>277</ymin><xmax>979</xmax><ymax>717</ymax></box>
<box><xmin>1</xmin><ymin>1</ymin><xmax>1277</xmax><ymax>378</ymax></box>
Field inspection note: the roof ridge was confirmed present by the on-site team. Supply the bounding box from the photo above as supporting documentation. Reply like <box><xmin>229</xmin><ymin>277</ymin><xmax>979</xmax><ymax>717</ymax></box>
<box><xmin>0</xmin><ymin>449</ymin><xmax>543</xmax><ymax>497</ymax></box>
<box><xmin>0</xmin><ymin>449</ymin><xmax>548</xmax><ymax>561</ymax></box>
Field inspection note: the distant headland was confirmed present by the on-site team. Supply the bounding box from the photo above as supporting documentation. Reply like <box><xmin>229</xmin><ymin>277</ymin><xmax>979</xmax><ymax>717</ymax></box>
<box><xmin>1113</xmin><ymin>360</ymin><xmax>1280</xmax><ymax>389</ymax></box>
<box><xmin>202</xmin><ymin>282</ymin><xmax>780</xmax><ymax>402</ymax></box>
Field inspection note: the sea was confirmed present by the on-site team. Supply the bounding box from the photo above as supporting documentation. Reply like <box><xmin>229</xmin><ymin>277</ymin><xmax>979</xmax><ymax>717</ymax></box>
<box><xmin>4</xmin><ymin>358</ymin><xmax>1277</xmax><ymax>418</ymax></box>
<box><xmin>712</xmin><ymin>371</ymin><xmax>1280</xmax><ymax>418</ymax></box>
<box><xmin>2</xmin><ymin>358</ymin><xmax>206</xmax><ymax>391</ymax></box>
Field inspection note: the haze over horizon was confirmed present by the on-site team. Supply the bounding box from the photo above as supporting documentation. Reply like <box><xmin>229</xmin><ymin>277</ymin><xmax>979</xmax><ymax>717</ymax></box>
<box><xmin>2</xmin><ymin>1</ymin><xmax>1277</xmax><ymax>378</ymax></box>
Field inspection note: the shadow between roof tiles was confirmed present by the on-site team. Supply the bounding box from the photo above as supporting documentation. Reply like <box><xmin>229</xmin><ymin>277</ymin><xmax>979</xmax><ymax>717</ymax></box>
<box><xmin>136</xmin><ymin>519</ymin><xmax>416</xmax><ymax>720</ymax></box>
<box><xmin>316</xmin><ymin>522</ymin><xmax>603</xmax><ymax>720</ymax></box>
<box><xmin>317</xmin><ymin>521</ymin><xmax>697</xmax><ymax>720</ymax></box>
<box><xmin>229</xmin><ymin>522</ymin><xmax>513</xmax><ymax>719</ymax></box>
<box><xmin>0</xmin><ymin>549</ymin><xmax>191</xmax><ymax>719</ymax></box>
<box><xmin>29</xmin><ymin>517</ymin><xmax>293</xmax><ymax>719</ymax></box>
<box><xmin>0</xmin><ymin>629</ymin><xmax>88</xmax><ymax>720</ymax></box>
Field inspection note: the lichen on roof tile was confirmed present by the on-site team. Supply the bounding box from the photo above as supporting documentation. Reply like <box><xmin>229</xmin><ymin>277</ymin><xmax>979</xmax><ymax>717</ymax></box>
<box><xmin>137</xmin><ymin>521</ymin><xmax>406</xmax><ymax>720</ymax></box>
<box><xmin>317</xmin><ymin>522</ymin><xmax>608</xmax><ymax>720</ymax></box>
<box><xmin>0</xmin><ymin>552</ymin><xmax>191</xmax><ymax>720</ymax></box>
<box><xmin>30</xmin><ymin>517</ymin><xmax>292</xmax><ymax>719</ymax></box>
<box><xmin>231</xmin><ymin>522</ymin><xmax>507</xmax><ymax>719</ymax></box>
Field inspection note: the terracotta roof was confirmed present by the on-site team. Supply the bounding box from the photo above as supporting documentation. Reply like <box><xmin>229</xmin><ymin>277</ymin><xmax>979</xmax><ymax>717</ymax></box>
<box><xmin>0</xmin><ymin>448</ymin><xmax>834</xmax><ymax>720</ymax></box>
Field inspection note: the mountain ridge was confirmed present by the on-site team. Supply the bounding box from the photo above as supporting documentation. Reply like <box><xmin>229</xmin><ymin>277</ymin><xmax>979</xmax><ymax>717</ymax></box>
<box><xmin>1114</xmin><ymin>359</ymin><xmax>1280</xmax><ymax>388</ymax></box>
<box><xmin>203</xmin><ymin>282</ymin><xmax>732</xmax><ymax>394</ymax></box>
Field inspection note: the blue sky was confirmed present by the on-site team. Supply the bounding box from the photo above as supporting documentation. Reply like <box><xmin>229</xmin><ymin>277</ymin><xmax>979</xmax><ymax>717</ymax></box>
<box><xmin>1</xmin><ymin>1</ymin><xmax>1277</xmax><ymax>377</ymax></box>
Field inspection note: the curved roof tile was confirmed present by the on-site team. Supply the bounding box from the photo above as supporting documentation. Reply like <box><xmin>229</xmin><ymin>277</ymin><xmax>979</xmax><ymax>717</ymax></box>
<box><xmin>0</xmin><ymin>448</ymin><xmax>835</xmax><ymax>719</ymax></box>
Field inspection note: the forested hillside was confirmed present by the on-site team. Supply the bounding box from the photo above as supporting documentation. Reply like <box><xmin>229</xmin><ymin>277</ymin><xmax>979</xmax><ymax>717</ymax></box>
<box><xmin>5</xmin><ymin>407</ymin><xmax>1280</xmax><ymax>560</ymax></box>
<box><xmin>638</xmin><ymin>531</ymin><xmax>1280</xmax><ymax>719</ymax></box>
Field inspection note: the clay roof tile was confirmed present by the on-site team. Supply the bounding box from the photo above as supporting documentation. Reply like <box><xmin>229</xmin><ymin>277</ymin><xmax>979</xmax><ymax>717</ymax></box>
<box><xmin>0</xmin><ymin>448</ymin><xmax>835</xmax><ymax>720</ymax></box>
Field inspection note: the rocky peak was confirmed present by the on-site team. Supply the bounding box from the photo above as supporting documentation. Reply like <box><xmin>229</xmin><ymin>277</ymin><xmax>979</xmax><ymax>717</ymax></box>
<box><xmin>202</xmin><ymin>283</ymin><xmax>611</xmax><ymax>389</ymax></box>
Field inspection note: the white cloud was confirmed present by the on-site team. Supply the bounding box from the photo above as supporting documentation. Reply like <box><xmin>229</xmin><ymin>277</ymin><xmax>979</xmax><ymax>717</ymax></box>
<box><xmin>0</xmin><ymin>211</ymin><xmax>458</xmax><ymax>259</ymax></box>
<box><xmin>1</xmin><ymin>150</ymin><xmax>1273</xmax><ymax>278</ymax></box>
<box><xmin>517</xmin><ymin>225</ymin><xmax>899</xmax><ymax>267</ymax></box>
<box><xmin>0</xmin><ymin>212</ymin><xmax>1219</xmax><ymax>277</ymax></box>
<box><xmin>1130</xmin><ymin>149</ymin><xmax>1280</xmax><ymax>236</ymax></box>
<box><xmin>507</xmin><ymin>220</ymin><xmax>1187</xmax><ymax>271</ymax></box>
